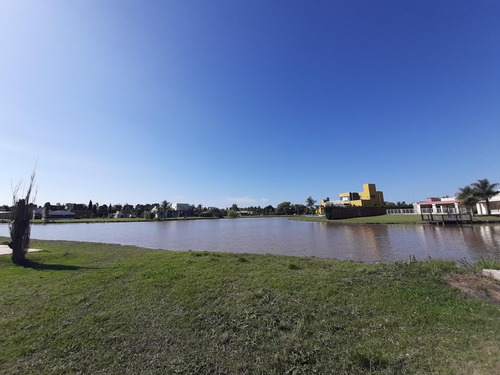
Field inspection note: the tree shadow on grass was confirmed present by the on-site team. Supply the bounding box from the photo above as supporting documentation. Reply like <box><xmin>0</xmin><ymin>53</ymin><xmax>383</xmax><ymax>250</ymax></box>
<box><xmin>21</xmin><ymin>260</ymin><xmax>98</xmax><ymax>271</ymax></box>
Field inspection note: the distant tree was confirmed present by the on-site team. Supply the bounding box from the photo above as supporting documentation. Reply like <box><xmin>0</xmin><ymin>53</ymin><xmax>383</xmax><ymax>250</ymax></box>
<box><xmin>97</xmin><ymin>204</ymin><xmax>108</xmax><ymax>218</ymax></box>
<box><xmin>155</xmin><ymin>200</ymin><xmax>171</xmax><ymax>220</ymax></box>
<box><xmin>88</xmin><ymin>200</ymin><xmax>93</xmax><ymax>217</ymax></box>
<box><xmin>471</xmin><ymin>179</ymin><xmax>499</xmax><ymax>215</ymax></box>
<box><xmin>134</xmin><ymin>204</ymin><xmax>145</xmax><ymax>217</ymax></box>
<box><xmin>231</xmin><ymin>203</ymin><xmax>239</xmax><ymax>211</ymax></box>
<box><xmin>263</xmin><ymin>205</ymin><xmax>275</xmax><ymax>215</ymax></box>
<box><xmin>306</xmin><ymin>196</ymin><xmax>316</xmax><ymax>215</ymax></box>
<box><xmin>9</xmin><ymin>169</ymin><xmax>37</xmax><ymax>265</ymax></box>
<box><xmin>457</xmin><ymin>185</ymin><xmax>479</xmax><ymax>215</ymax></box>
<box><xmin>276</xmin><ymin>202</ymin><xmax>293</xmax><ymax>215</ymax></box>
<box><xmin>161</xmin><ymin>200</ymin><xmax>171</xmax><ymax>219</ymax></box>
<box><xmin>122</xmin><ymin>203</ymin><xmax>133</xmax><ymax>215</ymax></box>
<box><xmin>294</xmin><ymin>204</ymin><xmax>307</xmax><ymax>215</ymax></box>
<box><xmin>227</xmin><ymin>209</ymin><xmax>238</xmax><ymax>218</ymax></box>
<box><xmin>213</xmin><ymin>207</ymin><xmax>224</xmax><ymax>218</ymax></box>
<box><xmin>156</xmin><ymin>205</ymin><xmax>165</xmax><ymax>219</ymax></box>
<box><xmin>193</xmin><ymin>204</ymin><xmax>204</xmax><ymax>217</ymax></box>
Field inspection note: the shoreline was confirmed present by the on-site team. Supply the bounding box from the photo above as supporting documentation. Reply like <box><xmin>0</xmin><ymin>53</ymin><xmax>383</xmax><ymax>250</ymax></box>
<box><xmin>1</xmin><ymin>214</ymin><xmax>500</xmax><ymax>226</ymax></box>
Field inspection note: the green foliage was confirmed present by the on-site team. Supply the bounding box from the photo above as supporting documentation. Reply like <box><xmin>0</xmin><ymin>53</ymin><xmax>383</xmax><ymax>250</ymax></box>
<box><xmin>471</xmin><ymin>179</ymin><xmax>499</xmax><ymax>201</ymax></box>
<box><xmin>227</xmin><ymin>209</ymin><xmax>238</xmax><ymax>218</ymax></box>
<box><xmin>457</xmin><ymin>185</ymin><xmax>479</xmax><ymax>211</ymax></box>
<box><xmin>458</xmin><ymin>178</ymin><xmax>499</xmax><ymax>215</ymax></box>
<box><xmin>305</xmin><ymin>196</ymin><xmax>316</xmax><ymax>214</ymax></box>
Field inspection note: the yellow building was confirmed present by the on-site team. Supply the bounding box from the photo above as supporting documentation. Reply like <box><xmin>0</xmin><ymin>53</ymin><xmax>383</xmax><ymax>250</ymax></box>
<box><xmin>339</xmin><ymin>183</ymin><xmax>384</xmax><ymax>207</ymax></box>
<box><xmin>315</xmin><ymin>198</ymin><xmax>331</xmax><ymax>215</ymax></box>
<box><xmin>315</xmin><ymin>184</ymin><xmax>384</xmax><ymax>214</ymax></box>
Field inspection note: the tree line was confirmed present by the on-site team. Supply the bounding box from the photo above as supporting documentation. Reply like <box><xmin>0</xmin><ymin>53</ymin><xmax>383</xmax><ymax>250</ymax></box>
<box><xmin>1</xmin><ymin>196</ymin><xmax>417</xmax><ymax>219</ymax></box>
<box><xmin>1</xmin><ymin>200</ymin><xmax>313</xmax><ymax>218</ymax></box>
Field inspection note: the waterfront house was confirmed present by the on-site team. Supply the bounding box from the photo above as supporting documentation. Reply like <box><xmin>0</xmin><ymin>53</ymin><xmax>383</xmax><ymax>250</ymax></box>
<box><xmin>339</xmin><ymin>184</ymin><xmax>384</xmax><ymax>207</ymax></box>
<box><xmin>170</xmin><ymin>203</ymin><xmax>193</xmax><ymax>218</ymax></box>
<box><xmin>413</xmin><ymin>197</ymin><xmax>465</xmax><ymax>214</ymax></box>
<box><xmin>32</xmin><ymin>208</ymin><xmax>43</xmax><ymax>219</ymax></box>
<box><xmin>43</xmin><ymin>210</ymin><xmax>76</xmax><ymax>220</ymax></box>
<box><xmin>476</xmin><ymin>189</ymin><xmax>500</xmax><ymax>215</ymax></box>
<box><xmin>152</xmin><ymin>203</ymin><xmax>193</xmax><ymax>219</ymax></box>
<box><xmin>315</xmin><ymin>183</ymin><xmax>384</xmax><ymax>215</ymax></box>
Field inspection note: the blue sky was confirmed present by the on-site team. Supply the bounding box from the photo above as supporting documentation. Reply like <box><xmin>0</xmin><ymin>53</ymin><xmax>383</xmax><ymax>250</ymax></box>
<box><xmin>1</xmin><ymin>0</ymin><xmax>499</xmax><ymax>208</ymax></box>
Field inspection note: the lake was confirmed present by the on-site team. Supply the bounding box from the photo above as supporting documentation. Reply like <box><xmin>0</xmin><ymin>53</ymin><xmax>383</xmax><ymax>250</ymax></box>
<box><xmin>1</xmin><ymin>218</ymin><xmax>499</xmax><ymax>263</ymax></box>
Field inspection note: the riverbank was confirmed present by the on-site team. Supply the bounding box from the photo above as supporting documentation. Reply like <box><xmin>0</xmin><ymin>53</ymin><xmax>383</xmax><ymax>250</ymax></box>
<box><xmin>292</xmin><ymin>214</ymin><xmax>500</xmax><ymax>224</ymax></box>
<box><xmin>1</xmin><ymin>239</ymin><xmax>499</xmax><ymax>374</ymax></box>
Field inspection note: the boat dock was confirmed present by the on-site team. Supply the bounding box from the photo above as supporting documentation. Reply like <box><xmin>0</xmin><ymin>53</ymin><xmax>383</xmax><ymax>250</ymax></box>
<box><xmin>421</xmin><ymin>213</ymin><xmax>473</xmax><ymax>226</ymax></box>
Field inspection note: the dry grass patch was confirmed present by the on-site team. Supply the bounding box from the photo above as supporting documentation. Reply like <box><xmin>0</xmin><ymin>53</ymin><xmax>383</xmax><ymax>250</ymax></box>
<box><xmin>445</xmin><ymin>272</ymin><xmax>500</xmax><ymax>305</ymax></box>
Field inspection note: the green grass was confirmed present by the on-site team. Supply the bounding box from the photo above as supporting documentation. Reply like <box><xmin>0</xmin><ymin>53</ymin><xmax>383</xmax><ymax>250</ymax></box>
<box><xmin>471</xmin><ymin>215</ymin><xmax>500</xmax><ymax>222</ymax></box>
<box><xmin>0</xmin><ymin>238</ymin><xmax>499</xmax><ymax>374</ymax></box>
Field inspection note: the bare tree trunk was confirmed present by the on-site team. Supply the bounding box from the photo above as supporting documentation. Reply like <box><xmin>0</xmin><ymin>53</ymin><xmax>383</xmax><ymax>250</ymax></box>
<box><xmin>9</xmin><ymin>199</ymin><xmax>32</xmax><ymax>265</ymax></box>
<box><xmin>9</xmin><ymin>169</ymin><xmax>36</xmax><ymax>266</ymax></box>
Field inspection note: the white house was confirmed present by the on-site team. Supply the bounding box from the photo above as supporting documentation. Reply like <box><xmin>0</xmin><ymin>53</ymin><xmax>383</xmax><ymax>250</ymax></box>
<box><xmin>413</xmin><ymin>197</ymin><xmax>466</xmax><ymax>214</ymax></box>
<box><xmin>476</xmin><ymin>189</ymin><xmax>500</xmax><ymax>215</ymax></box>
<box><xmin>152</xmin><ymin>203</ymin><xmax>193</xmax><ymax>218</ymax></box>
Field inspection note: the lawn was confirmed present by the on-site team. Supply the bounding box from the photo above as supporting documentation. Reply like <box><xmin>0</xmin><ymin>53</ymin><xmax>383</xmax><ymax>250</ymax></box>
<box><xmin>0</xmin><ymin>238</ymin><xmax>499</xmax><ymax>374</ymax></box>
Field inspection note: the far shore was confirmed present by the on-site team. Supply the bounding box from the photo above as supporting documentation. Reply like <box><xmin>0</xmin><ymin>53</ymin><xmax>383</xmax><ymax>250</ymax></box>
<box><xmin>0</xmin><ymin>214</ymin><xmax>499</xmax><ymax>225</ymax></box>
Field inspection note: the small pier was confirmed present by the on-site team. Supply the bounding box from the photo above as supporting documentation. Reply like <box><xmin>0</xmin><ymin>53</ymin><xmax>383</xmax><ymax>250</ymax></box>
<box><xmin>421</xmin><ymin>213</ymin><xmax>473</xmax><ymax>226</ymax></box>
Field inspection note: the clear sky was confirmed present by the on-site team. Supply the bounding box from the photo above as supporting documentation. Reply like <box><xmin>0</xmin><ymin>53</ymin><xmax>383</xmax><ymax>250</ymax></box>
<box><xmin>1</xmin><ymin>0</ymin><xmax>499</xmax><ymax>208</ymax></box>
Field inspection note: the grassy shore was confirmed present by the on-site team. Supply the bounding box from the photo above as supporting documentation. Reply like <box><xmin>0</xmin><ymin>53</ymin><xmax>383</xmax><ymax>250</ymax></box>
<box><xmin>1</xmin><ymin>238</ymin><xmax>499</xmax><ymax>374</ymax></box>
<box><xmin>292</xmin><ymin>214</ymin><xmax>500</xmax><ymax>224</ymax></box>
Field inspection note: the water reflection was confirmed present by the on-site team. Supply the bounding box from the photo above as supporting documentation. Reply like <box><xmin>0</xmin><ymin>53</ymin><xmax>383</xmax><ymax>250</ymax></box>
<box><xmin>0</xmin><ymin>219</ymin><xmax>499</xmax><ymax>262</ymax></box>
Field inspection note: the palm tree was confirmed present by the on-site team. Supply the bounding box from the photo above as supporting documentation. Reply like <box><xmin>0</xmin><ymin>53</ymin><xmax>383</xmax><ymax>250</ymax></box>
<box><xmin>471</xmin><ymin>179</ymin><xmax>499</xmax><ymax>215</ymax></box>
<box><xmin>306</xmin><ymin>196</ymin><xmax>317</xmax><ymax>215</ymax></box>
<box><xmin>456</xmin><ymin>185</ymin><xmax>478</xmax><ymax>215</ymax></box>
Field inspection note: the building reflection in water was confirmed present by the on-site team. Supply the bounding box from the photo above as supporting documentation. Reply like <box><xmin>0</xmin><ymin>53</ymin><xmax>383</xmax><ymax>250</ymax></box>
<box><xmin>460</xmin><ymin>225</ymin><xmax>500</xmax><ymax>259</ymax></box>
<box><xmin>317</xmin><ymin>222</ymin><xmax>500</xmax><ymax>262</ymax></box>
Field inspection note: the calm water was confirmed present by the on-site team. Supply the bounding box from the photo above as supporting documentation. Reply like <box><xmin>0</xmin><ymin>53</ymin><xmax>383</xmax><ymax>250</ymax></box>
<box><xmin>1</xmin><ymin>218</ymin><xmax>499</xmax><ymax>262</ymax></box>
